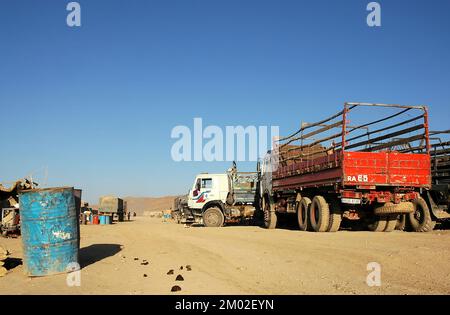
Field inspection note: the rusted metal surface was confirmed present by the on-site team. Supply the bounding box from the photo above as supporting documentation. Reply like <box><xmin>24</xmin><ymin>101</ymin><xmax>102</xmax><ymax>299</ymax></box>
<box><xmin>19</xmin><ymin>187</ymin><xmax>79</xmax><ymax>276</ymax></box>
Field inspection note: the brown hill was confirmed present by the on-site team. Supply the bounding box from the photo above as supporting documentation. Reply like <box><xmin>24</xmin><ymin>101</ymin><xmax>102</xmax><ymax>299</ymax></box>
<box><xmin>123</xmin><ymin>196</ymin><xmax>177</xmax><ymax>216</ymax></box>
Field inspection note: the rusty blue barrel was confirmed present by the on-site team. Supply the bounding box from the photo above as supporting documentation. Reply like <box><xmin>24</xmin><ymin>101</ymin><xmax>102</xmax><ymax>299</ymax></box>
<box><xmin>19</xmin><ymin>187</ymin><xmax>80</xmax><ymax>276</ymax></box>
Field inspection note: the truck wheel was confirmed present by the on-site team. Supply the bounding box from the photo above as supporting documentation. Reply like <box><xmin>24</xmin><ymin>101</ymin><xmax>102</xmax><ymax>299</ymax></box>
<box><xmin>297</xmin><ymin>197</ymin><xmax>310</xmax><ymax>231</ymax></box>
<box><xmin>203</xmin><ymin>207</ymin><xmax>224</xmax><ymax>227</ymax></box>
<box><xmin>367</xmin><ymin>217</ymin><xmax>387</xmax><ymax>232</ymax></box>
<box><xmin>384</xmin><ymin>215</ymin><xmax>398</xmax><ymax>232</ymax></box>
<box><xmin>395</xmin><ymin>215</ymin><xmax>406</xmax><ymax>231</ymax></box>
<box><xmin>263</xmin><ymin>197</ymin><xmax>277</xmax><ymax>229</ymax></box>
<box><xmin>327</xmin><ymin>203</ymin><xmax>342</xmax><ymax>233</ymax></box>
<box><xmin>408</xmin><ymin>197</ymin><xmax>436</xmax><ymax>232</ymax></box>
<box><xmin>309</xmin><ymin>196</ymin><xmax>330</xmax><ymax>232</ymax></box>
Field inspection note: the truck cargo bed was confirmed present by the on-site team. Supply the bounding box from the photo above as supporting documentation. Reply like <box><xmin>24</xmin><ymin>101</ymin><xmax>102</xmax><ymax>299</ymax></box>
<box><xmin>271</xmin><ymin>103</ymin><xmax>431</xmax><ymax>192</ymax></box>
<box><xmin>273</xmin><ymin>151</ymin><xmax>431</xmax><ymax>191</ymax></box>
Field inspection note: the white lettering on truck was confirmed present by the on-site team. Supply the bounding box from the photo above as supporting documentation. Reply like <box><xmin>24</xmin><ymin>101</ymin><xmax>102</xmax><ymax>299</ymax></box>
<box><xmin>347</xmin><ymin>175</ymin><xmax>369</xmax><ymax>182</ymax></box>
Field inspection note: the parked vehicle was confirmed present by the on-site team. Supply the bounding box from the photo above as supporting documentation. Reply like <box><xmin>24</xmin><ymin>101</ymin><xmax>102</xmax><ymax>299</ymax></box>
<box><xmin>402</xmin><ymin>130</ymin><xmax>450</xmax><ymax>230</ymax></box>
<box><xmin>172</xmin><ymin>194</ymin><xmax>195</xmax><ymax>224</ymax></box>
<box><xmin>186</xmin><ymin>162</ymin><xmax>260</xmax><ymax>227</ymax></box>
<box><xmin>260</xmin><ymin>102</ymin><xmax>432</xmax><ymax>232</ymax></box>
<box><xmin>99</xmin><ymin>196</ymin><xmax>125</xmax><ymax>221</ymax></box>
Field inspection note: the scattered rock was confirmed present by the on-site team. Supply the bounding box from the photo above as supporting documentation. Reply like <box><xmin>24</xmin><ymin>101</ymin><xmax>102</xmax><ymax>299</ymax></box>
<box><xmin>141</xmin><ymin>261</ymin><xmax>149</xmax><ymax>266</ymax></box>
<box><xmin>180</xmin><ymin>266</ymin><xmax>183</xmax><ymax>270</ymax></box>
<box><xmin>134</xmin><ymin>258</ymin><xmax>139</xmax><ymax>261</ymax></box>
<box><xmin>186</xmin><ymin>265</ymin><xmax>192</xmax><ymax>271</ymax></box>
<box><xmin>143</xmin><ymin>274</ymin><xmax>148</xmax><ymax>277</ymax></box>
<box><xmin>171</xmin><ymin>285</ymin><xmax>182</xmax><ymax>292</ymax></box>
<box><xmin>176</xmin><ymin>274</ymin><xmax>184</xmax><ymax>281</ymax></box>
<box><xmin>167</xmin><ymin>269</ymin><xmax>174</xmax><ymax>275</ymax></box>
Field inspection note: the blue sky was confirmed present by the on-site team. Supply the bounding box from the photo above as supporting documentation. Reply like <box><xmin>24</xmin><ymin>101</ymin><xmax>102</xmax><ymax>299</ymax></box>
<box><xmin>1</xmin><ymin>0</ymin><xmax>449</xmax><ymax>203</ymax></box>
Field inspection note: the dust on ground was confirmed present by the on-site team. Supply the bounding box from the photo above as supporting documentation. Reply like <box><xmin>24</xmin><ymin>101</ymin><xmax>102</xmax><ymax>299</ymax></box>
<box><xmin>1</xmin><ymin>216</ymin><xmax>450</xmax><ymax>295</ymax></box>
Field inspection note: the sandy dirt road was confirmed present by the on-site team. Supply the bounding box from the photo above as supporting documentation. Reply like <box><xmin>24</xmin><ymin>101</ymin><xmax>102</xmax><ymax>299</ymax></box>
<box><xmin>1</xmin><ymin>216</ymin><xmax>450</xmax><ymax>295</ymax></box>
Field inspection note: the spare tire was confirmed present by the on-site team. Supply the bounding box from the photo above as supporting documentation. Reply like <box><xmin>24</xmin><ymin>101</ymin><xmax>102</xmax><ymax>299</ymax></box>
<box><xmin>374</xmin><ymin>202</ymin><xmax>414</xmax><ymax>215</ymax></box>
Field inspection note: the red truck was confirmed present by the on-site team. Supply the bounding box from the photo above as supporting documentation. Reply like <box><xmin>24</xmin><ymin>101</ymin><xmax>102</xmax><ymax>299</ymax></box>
<box><xmin>260</xmin><ymin>102</ymin><xmax>432</xmax><ymax>232</ymax></box>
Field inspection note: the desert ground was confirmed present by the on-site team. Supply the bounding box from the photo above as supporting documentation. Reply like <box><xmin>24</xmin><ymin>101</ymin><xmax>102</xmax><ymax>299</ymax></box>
<box><xmin>1</xmin><ymin>216</ymin><xmax>450</xmax><ymax>295</ymax></box>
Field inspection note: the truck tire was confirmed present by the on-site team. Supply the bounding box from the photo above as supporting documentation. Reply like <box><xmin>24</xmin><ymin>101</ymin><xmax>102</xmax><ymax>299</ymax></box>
<box><xmin>374</xmin><ymin>202</ymin><xmax>414</xmax><ymax>215</ymax></box>
<box><xmin>297</xmin><ymin>197</ymin><xmax>310</xmax><ymax>231</ymax></box>
<box><xmin>309</xmin><ymin>196</ymin><xmax>330</xmax><ymax>232</ymax></box>
<box><xmin>203</xmin><ymin>207</ymin><xmax>224</xmax><ymax>227</ymax></box>
<box><xmin>384</xmin><ymin>215</ymin><xmax>398</xmax><ymax>232</ymax></box>
<box><xmin>408</xmin><ymin>197</ymin><xmax>436</xmax><ymax>232</ymax></box>
<box><xmin>327</xmin><ymin>203</ymin><xmax>342</xmax><ymax>233</ymax></box>
<box><xmin>263</xmin><ymin>197</ymin><xmax>277</xmax><ymax>229</ymax></box>
<box><xmin>395</xmin><ymin>215</ymin><xmax>406</xmax><ymax>231</ymax></box>
<box><xmin>367</xmin><ymin>217</ymin><xmax>387</xmax><ymax>232</ymax></box>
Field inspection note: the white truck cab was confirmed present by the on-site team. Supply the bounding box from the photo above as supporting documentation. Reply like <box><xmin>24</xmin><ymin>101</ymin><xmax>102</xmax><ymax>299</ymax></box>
<box><xmin>187</xmin><ymin>173</ymin><xmax>229</xmax><ymax>210</ymax></box>
<box><xmin>185</xmin><ymin>163</ymin><xmax>260</xmax><ymax>227</ymax></box>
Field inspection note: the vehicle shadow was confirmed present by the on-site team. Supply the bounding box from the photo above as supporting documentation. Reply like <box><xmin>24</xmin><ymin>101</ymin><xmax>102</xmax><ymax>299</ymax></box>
<box><xmin>79</xmin><ymin>244</ymin><xmax>122</xmax><ymax>268</ymax></box>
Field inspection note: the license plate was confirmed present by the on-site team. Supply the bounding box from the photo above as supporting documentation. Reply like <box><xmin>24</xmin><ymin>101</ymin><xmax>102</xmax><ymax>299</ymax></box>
<box><xmin>341</xmin><ymin>198</ymin><xmax>361</xmax><ymax>205</ymax></box>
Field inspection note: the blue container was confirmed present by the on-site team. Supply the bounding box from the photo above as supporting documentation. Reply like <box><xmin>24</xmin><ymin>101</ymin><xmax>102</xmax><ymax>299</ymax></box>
<box><xmin>99</xmin><ymin>215</ymin><xmax>107</xmax><ymax>225</ymax></box>
<box><xmin>19</xmin><ymin>187</ymin><xmax>79</xmax><ymax>276</ymax></box>
<box><xmin>106</xmin><ymin>215</ymin><xmax>112</xmax><ymax>224</ymax></box>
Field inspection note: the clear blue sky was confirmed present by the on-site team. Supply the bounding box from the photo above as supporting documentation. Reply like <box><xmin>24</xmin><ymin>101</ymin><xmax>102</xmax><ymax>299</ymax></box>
<box><xmin>1</xmin><ymin>0</ymin><xmax>449</xmax><ymax>203</ymax></box>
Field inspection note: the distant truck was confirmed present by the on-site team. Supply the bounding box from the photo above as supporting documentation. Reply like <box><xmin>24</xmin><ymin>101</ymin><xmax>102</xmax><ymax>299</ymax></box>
<box><xmin>260</xmin><ymin>103</ymin><xmax>433</xmax><ymax>232</ymax></box>
<box><xmin>172</xmin><ymin>194</ymin><xmax>195</xmax><ymax>224</ymax></box>
<box><xmin>99</xmin><ymin>196</ymin><xmax>125</xmax><ymax>221</ymax></box>
<box><xmin>184</xmin><ymin>162</ymin><xmax>260</xmax><ymax>227</ymax></box>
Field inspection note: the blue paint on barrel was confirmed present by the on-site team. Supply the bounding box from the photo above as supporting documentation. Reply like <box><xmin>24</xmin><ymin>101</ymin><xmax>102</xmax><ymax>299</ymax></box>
<box><xmin>99</xmin><ymin>215</ymin><xmax>107</xmax><ymax>225</ymax></box>
<box><xmin>19</xmin><ymin>187</ymin><xmax>79</xmax><ymax>276</ymax></box>
<box><xmin>106</xmin><ymin>216</ymin><xmax>111</xmax><ymax>224</ymax></box>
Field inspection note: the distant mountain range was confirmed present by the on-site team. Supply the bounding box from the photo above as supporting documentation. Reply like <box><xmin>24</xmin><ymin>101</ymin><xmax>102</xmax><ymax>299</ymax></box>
<box><xmin>123</xmin><ymin>196</ymin><xmax>177</xmax><ymax>215</ymax></box>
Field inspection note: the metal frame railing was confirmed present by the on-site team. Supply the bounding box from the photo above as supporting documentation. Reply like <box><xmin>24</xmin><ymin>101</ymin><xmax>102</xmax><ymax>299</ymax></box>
<box><xmin>276</xmin><ymin>102</ymin><xmax>430</xmax><ymax>166</ymax></box>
